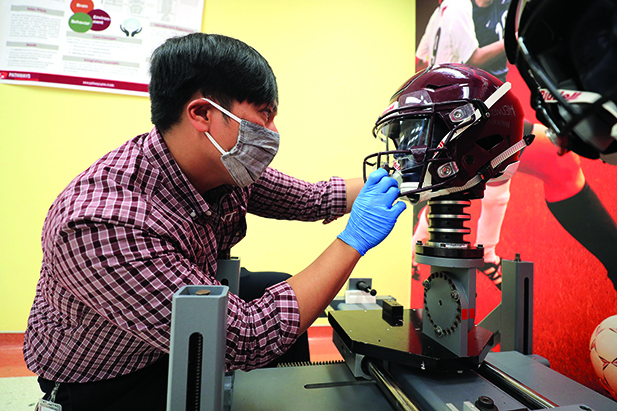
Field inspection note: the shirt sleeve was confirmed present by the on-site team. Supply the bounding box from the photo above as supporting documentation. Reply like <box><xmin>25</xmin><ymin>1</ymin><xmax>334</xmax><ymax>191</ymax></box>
<box><xmin>248</xmin><ymin>167</ymin><xmax>347</xmax><ymax>224</ymax></box>
<box><xmin>225</xmin><ymin>281</ymin><xmax>300</xmax><ymax>371</ymax></box>
<box><xmin>52</xmin><ymin>218</ymin><xmax>300</xmax><ymax>373</ymax></box>
<box><xmin>416</xmin><ymin>7</ymin><xmax>438</xmax><ymax>61</ymax></box>
<box><xmin>446</xmin><ymin>2</ymin><xmax>479</xmax><ymax>64</ymax></box>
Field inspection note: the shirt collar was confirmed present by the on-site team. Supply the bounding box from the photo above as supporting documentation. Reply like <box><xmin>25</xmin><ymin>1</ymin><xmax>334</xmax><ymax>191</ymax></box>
<box><xmin>142</xmin><ymin>127</ymin><xmax>213</xmax><ymax>217</ymax></box>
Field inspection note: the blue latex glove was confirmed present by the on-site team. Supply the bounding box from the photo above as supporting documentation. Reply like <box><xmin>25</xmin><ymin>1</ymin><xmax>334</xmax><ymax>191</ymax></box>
<box><xmin>337</xmin><ymin>168</ymin><xmax>406</xmax><ymax>255</ymax></box>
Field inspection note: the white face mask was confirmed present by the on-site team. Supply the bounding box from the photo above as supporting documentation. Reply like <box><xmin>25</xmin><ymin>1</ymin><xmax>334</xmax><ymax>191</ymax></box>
<box><xmin>203</xmin><ymin>98</ymin><xmax>280</xmax><ymax>187</ymax></box>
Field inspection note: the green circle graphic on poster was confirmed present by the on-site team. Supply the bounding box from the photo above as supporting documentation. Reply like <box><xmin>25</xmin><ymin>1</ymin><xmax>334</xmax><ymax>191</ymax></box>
<box><xmin>69</xmin><ymin>13</ymin><xmax>93</xmax><ymax>33</ymax></box>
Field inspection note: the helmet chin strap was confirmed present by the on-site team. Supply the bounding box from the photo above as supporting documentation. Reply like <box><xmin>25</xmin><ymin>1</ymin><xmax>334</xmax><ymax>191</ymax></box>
<box><xmin>415</xmin><ymin>136</ymin><xmax>532</xmax><ymax>203</ymax></box>
<box><xmin>413</xmin><ymin>82</ymin><xmax>530</xmax><ymax>203</ymax></box>
<box><xmin>603</xmin><ymin>101</ymin><xmax>617</xmax><ymax>139</ymax></box>
<box><xmin>420</xmin><ymin>82</ymin><xmax>512</xmax><ymax>194</ymax></box>
<box><xmin>540</xmin><ymin>88</ymin><xmax>617</xmax><ymax>140</ymax></box>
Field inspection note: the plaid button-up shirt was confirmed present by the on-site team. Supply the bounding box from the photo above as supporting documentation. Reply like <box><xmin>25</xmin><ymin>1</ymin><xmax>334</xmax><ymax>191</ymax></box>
<box><xmin>23</xmin><ymin>127</ymin><xmax>347</xmax><ymax>383</ymax></box>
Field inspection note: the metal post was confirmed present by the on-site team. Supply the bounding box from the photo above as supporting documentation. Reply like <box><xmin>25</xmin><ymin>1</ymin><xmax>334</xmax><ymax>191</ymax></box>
<box><xmin>215</xmin><ymin>257</ymin><xmax>241</xmax><ymax>296</ymax></box>
<box><xmin>500</xmin><ymin>255</ymin><xmax>534</xmax><ymax>354</ymax></box>
<box><xmin>167</xmin><ymin>285</ymin><xmax>229</xmax><ymax>411</ymax></box>
<box><xmin>478</xmin><ymin>255</ymin><xmax>534</xmax><ymax>355</ymax></box>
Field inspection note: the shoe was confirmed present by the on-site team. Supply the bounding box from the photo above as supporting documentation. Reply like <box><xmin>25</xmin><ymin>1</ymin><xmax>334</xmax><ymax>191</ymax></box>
<box><xmin>479</xmin><ymin>258</ymin><xmax>502</xmax><ymax>290</ymax></box>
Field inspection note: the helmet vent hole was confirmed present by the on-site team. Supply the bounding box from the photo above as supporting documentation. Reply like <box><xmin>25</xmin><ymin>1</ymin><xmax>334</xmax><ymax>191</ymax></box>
<box><xmin>425</xmin><ymin>83</ymin><xmax>449</xmax><ymax>91</ymax></box>
<box><xmin>476</xmin><ymin>134</ymin><xmax>504</xmax><ymax>152</ymax></box>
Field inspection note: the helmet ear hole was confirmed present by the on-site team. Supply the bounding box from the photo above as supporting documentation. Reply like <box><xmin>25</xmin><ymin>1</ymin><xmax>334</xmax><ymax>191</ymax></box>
<box><xmin>426</xmin><ymin>83</ymin><xmax>448</xmax><ymax>91</ymax></box>
<box><xmin>476</xmin><ymin>134</ymin><xmax>505</xmax><ymax>152</ymax></box>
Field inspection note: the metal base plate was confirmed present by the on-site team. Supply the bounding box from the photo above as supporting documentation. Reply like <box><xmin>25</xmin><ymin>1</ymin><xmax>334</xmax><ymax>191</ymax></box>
<box><xmin>231</xmin><ymin>363</ymin><xmax>394</xmax><ymax>411</ymax></box>
<box><xmin>229</xmin><ymin>352</ymin><xmax>617</xmax><ymax>411</ymax></box>
<box><xmin>389</xmin><ymin>351</ymin><xmax>617</xmax><ymax>411</ymax></box>
<box><xmin>328</xmin><ymin>308</ymin><xmax>494</xmax><ymax>372</ymax></box>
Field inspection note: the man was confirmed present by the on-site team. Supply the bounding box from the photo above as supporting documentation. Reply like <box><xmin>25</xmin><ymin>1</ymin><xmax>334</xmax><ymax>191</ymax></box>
<box><xmin>505</xmin><ymin>0</ymin><xmax>617</xmax><ymax>395</ymax></box>
<box><xmin>471</xmin><ymin>0</ymin><xmax>510</xmax><ymax>82</ymax></box>
<box><xmin>24</xmin><ymin>33</ymin><xmax>406</xmax><ymax>410</ymax></box>
<box><xmin>416</xmin><ymin>0</ymin><xmax>505</xmax><ymax>71</ymax></box>
<box><xmin>504</xmin><ymin>0</ymin><xmax>617</xmax><ymax>289</ymax></box>
<box><xmin>414</xmin><ymin>0</ymin><xmax>514</xmax><ymax>288</ymax></box>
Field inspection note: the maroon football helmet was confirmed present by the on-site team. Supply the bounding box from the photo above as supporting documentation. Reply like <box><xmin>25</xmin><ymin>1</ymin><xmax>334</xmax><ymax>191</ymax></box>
<box><xmin>364</xmin><ymin>63</ymin><xmax>531</xmax><ymax>203</ymax></box>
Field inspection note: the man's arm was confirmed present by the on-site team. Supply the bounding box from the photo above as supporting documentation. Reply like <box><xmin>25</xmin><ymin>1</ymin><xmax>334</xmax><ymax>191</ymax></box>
<box><xmin>287</xmin><ymin>169</ymin><xmax>406</xmax><ymax>333</ymax></box>
<box><xmin>416</xmin><ymin>6</ymin><xmax>440</xmax><ymax>65</ymax></box>
<box><xmin>466</xmin><ymin>40</ymin><xmax>505</xmax><ymax>68</ymax></box>
<box><xmin>249</xmin><ymin>168</ymin><xmax>347</xmax><ymax>222</ymax></box>
<box><xmin>287</xmin><ymin>239</ymin><xmax>361</xmax><ymax>333</ymax></box>
<box><xmin>345</xmin><ymin>177</ymin><xmax>364</xmax><ymax>213</ymax></box>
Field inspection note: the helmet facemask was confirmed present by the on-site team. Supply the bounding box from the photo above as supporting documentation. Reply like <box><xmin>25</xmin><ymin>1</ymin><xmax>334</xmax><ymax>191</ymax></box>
<box><xmin>365</xmin><ymin>69</ymin><xmax>528</xmax><ymax>204</ymax></box>
<box><xmin>365</xmin><ymin>100</ymin><xmax>483</xmax><ymax>200</ymax></box>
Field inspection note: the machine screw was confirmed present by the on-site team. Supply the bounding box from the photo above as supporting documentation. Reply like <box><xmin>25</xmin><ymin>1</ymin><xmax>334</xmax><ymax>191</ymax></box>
<box><xmin>434</xmin><ymin>326</ymin><xmax>443</xmax><ymax>337</ymax></box>
<box><xmin>437</xmin><ymin>161</ymin><xmax>460</xmax><ymax>178</ymax></box>
<box><xmin>451</xmin><ymin>108</ymin><xmax>465</xmax><ymax>120</ymax></box>
<box><xmin>423</xmin><ymin>280</ymin><xmax>431</xmax><ymax>290</ymax></box>
<box><xmin>475</xmin><ymin>396</ymin><xmax>496</xmax><ymax>411</ymax></box>
<box><xmin>451</xmin><ymin>290</ymin><xmax>460</xmax><ymax>301</ymax></box>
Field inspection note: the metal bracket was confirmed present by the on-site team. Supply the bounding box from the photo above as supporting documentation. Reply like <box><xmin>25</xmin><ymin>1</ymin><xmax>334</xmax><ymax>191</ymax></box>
<box><xmin>478</xmin><ymin>255</ymin><xmax>534</xmax><ymax>354</ymax></box>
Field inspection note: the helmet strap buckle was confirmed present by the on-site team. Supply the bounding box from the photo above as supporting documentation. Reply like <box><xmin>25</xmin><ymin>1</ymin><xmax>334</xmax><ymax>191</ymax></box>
<box><xmin>472</xmin><ymin>98</ymin><xmax>491</xmax><ymax>120</ymax></box>
<box><xmin>478</xmin><ymin>163</ymin><xmax>496</xmax><ymax>183</ymax></box>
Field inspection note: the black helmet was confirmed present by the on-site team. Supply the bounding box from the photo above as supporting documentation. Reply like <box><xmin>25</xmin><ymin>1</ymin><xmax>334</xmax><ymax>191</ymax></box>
<box><xmin>505</xmin><ymin>0</ymin><xmax>617</xmax><ymax>163</ymax></box>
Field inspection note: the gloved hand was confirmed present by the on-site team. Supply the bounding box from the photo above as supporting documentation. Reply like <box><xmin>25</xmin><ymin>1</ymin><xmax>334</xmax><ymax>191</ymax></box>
<box><xmin>338</xmin><ymin>168</ymin><xmax>406</xmax><ymax>255</ymax></box>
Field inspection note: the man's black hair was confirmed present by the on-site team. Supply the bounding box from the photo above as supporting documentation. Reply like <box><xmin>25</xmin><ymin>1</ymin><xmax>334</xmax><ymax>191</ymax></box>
<box><xmin>149</xmin><ymin>33</ymin><xmax>278</xmax><ymax>135</ymax></box>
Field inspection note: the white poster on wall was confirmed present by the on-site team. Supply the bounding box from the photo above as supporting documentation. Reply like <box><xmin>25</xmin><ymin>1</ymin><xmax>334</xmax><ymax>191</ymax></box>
<box><xmin>0</xmin><ymin>0</ymin><xmax>204</xmax><ymax>96</ymax></box>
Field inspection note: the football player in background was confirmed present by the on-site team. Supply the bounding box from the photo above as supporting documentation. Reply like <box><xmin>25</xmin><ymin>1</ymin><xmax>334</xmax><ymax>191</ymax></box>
<box><xmin>505</xmin><ymin>0</ymin><xmax>617</xmax><ymax>398</ymax></box>
<box><xmin>413</xmin><ymin>0</ymin><xmax>617</xmax><ymax>290</ymax></box>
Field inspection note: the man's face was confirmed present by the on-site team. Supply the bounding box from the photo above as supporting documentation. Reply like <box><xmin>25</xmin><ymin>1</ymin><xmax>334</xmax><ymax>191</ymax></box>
<box><xmin>230</xmin><ymin>100</ymin><xmax>278</xmax><ymax>132</ymax></box>
<box><xmin>209</xmin><ymin>100</ymin><xmax>279</xmax><ymax>152</ymax></box>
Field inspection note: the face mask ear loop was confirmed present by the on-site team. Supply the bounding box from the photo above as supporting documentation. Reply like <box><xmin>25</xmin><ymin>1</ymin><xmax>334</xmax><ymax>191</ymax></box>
<box><xmin>202</xmin><ymin>98</ymin><xmax>243</xmax><ymax>155</ymax></box>
<box><xmin>205</xmin><ymin>132</ymin><xmax>227</xmax><ymax>155</ymax></box>
<box><xmin>202</xmin><ymin>98</ymin><xmax>243</xmax><ymax>124</ymax></box>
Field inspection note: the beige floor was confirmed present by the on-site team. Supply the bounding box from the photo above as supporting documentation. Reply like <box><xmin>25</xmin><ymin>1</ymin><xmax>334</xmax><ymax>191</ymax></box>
<box><xmin>0</xmin><ymin>376</ymin><xmax>41</xmax><ymax>410</ymax></box>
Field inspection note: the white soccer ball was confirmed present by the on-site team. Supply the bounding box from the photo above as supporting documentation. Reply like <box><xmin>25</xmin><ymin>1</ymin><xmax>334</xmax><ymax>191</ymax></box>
<box><xmin>590</xmin><ymin>315</ymin><xmax>617</xmax><ymax>400</ymax></box>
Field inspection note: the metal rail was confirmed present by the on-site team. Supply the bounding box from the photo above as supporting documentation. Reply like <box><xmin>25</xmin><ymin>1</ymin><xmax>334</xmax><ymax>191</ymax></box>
<box><xmin>478</xmin><ymin>360</ymin><xmax>557</xmax><ymax>409</ymax></box>
<box><xmin>365</xmin><ymin>359</ymin><xmax>424</xmax><ymax>411</ymax></box>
